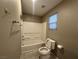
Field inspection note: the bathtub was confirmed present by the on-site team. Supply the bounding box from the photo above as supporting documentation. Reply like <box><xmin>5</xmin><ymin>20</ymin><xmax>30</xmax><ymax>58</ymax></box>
<box><xmin>21</xmin><ymin>40</ymin><xmax>44</xmax><ymax>59</ymax></box>
<box><xmin>21</xmin><ymin>40</ymin><xmax>44</xmax><ymax>52</ymax></box>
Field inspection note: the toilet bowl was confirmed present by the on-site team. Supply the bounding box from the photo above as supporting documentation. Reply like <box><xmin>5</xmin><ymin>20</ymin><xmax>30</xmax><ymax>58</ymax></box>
<box><xmin>39</xmin><ymin>47</ymin><xmax>50</xmax><ymax>55</ymax></box>
<box><xmin>38</xmin><ymin>38</ymin><xmax>56</xmax><ymax>56</ymax></box>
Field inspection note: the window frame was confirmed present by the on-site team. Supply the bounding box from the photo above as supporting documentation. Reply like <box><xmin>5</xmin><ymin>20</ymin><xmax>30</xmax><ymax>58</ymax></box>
<box><xmin>48</xmin><ymin>13</ymin><xmax>58</xmax><ymax>31</ymax></box>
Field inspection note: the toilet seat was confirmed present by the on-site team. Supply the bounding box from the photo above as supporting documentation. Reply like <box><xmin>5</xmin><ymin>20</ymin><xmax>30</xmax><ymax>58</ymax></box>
<box><xmin>38</xmin><ymin>47</ymin><xmax>50</xmax><ymax>55</ymax></box>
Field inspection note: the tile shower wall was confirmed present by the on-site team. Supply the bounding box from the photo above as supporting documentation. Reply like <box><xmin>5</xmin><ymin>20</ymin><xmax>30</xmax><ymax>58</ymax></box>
<box><xmin>0</xmin><ymin>0</ymin><xmax>22</xmax><ymax>59</ymax></box>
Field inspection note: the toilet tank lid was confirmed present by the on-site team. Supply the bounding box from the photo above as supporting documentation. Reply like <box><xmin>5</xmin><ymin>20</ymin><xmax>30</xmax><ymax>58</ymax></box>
<box><xmin>47</xmin><ymin>38</ymin><xmax>55</xmax><ymax>42</ymax></box>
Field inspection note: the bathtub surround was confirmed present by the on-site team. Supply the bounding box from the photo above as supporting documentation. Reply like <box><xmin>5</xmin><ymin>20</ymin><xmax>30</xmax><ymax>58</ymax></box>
<box><xmin>0</xmin><ymin>0</ymin><xmax>22</xmax><ymax>59</ymax></box>
<box><xmin>21</xmin><ymin>15</ymin><xmax>44</xmax><ymax>46</ymax></box>
<box><xmin>42</xmin><ymin>0</ymin><xmax>78</xmax><ymax>59</ymax></box>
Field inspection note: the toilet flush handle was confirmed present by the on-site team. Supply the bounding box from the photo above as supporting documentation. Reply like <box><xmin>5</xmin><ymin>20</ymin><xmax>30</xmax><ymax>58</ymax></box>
<box><xmin>46</xmin><ymin>40</ymin><xmax>49</xmax><ymax>44</ymax></box>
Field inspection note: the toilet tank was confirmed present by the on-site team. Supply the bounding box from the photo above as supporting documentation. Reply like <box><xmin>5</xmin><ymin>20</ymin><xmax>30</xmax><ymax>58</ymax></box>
<box><xmin>46</xmin><ymin>38</ymin><xmax>56</xmax><ymax>49</ymax></box>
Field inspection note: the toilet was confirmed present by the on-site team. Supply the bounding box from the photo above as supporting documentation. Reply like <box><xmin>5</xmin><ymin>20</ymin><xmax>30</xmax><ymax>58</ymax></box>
<box><xmin>38</xmin><ymin>38</ymin><xmax>56</xmax><ymax>59</ymax></box>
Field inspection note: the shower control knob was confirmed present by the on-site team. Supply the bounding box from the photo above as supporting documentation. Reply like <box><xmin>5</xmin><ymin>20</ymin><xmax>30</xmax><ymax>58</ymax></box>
<box><xmin>22</xmin><ymin>44</ymin><xmax>24</xmax><ymax>46</ymax></box>
<box><xmin>22</xmin><ymin>39</ymin><xmax>25</xmax><ymax>40</ymax></box>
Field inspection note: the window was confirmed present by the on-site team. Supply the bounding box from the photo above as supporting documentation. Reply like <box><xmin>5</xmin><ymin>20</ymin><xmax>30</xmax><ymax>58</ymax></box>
<box><xmin>48</xmin><ymin>14</ymin><xmax>58</xmax><ymax>30</ymax></box>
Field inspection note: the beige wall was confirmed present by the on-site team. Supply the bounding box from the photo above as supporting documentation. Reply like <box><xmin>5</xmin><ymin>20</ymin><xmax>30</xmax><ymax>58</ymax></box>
<box><xmin>0</xmin><ymin>0</ymin><xmax>21</xmax><ymax>59</ymax></box>
<box><xmin>42</xmin><ymin>0</ymin><xmax>78</xmax><ymax>59</ymax></box>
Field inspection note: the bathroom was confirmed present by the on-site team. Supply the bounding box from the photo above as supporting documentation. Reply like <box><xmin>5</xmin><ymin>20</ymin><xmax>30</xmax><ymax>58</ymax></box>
<box><xmin>0</xmin><ymin>0</ymin><xmax>78</xmax><ymax>59</ymax></box>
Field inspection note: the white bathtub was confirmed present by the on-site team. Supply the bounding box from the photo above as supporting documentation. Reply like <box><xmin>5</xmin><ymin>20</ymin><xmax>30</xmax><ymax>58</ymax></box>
<box><xmin>21</xmin><ymin>40</ymin><xmax>44</xmax><ymax>52</ymax></box>
<box><xmin>21</xmin><ymin>40</ymin><xmax>44</xmax><ymax>59</ymax></box>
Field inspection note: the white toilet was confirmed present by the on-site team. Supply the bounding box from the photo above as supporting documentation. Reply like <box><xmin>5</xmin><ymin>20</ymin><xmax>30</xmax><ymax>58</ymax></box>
<box><xmin>38</xmin><ymin>38</ymin><xmax>56</xmax><ymax>59</ymax></box>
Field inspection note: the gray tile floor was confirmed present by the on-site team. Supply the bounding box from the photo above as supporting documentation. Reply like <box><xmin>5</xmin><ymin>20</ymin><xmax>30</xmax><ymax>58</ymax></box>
<box><xmin>39</xmin><ymin>53</ymin><xmax>58</xmax><ymax>59</ymax></box>
<box><xmin>50</xmin><ymin>54</ymin><xmax>58</xmax><ymax>59</ymax></box>
<box><xmin>20</xmin><ymin>52</ymin><xmax>59</xmax><ymax>59</ymax></box>
<box><xmin>20</xmin><ymin>54</ymin><xmax>58</xmax><ymax>59</ymax></box>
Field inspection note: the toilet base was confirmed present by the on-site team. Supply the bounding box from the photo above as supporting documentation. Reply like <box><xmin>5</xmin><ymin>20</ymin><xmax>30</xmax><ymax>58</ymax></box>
<box><xmin>39</xmin><ymin>55</ymin><xmax>50</xmax><ymax>59</ymax></box>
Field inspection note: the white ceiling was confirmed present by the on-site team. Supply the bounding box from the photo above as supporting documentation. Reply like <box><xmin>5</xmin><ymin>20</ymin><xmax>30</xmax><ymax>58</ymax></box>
<box><xmin>22</xmin><ymin>0</ymin><xmax>62</xmax><ymax>17</ymax></box>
